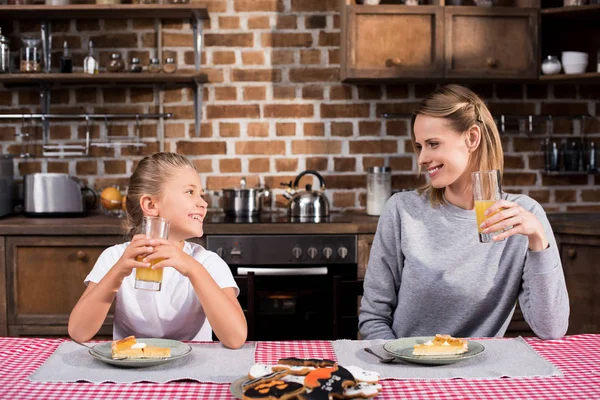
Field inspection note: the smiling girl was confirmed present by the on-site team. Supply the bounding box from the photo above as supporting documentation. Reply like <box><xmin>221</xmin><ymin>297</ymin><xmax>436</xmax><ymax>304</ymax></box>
<box><xmin>359</xmin><ymin>85</ymin><xmax>569</xmax><ymax>340</ymax></box>
<box><xmin>68</xmin><ymin>152</ymin><xmax>247</xmax><ymax>348</ymax></box>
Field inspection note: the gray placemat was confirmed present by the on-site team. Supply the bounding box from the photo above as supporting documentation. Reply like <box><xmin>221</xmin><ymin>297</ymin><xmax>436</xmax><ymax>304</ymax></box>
<box><xmin>332</xmin><ymin>337</ymin><xmax>562</xmax><ymax>380</ymax></box>
<box><xmin>29</xmin><ymin>341</ymin><xmax>256</xmax><ymax>383</ymax></box>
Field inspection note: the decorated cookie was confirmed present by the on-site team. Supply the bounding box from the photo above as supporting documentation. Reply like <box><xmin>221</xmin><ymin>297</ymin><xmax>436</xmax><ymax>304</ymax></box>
<box><xmin>343</xmin><ymin>382</ymin><xmax>383</xmax><ymax>399</ymax></box>
<box><xmin>242</xmin><ymin>370</ymin><xmax>289</xmax><ymax>392</ymax></box>
<box><xmin>278</xmin><ymin>357</ymin><xmax>337</xmax><ymax>368</ymax></box>
<box><xmin>272</xmin><ymin>364</ymin><xmax>316</xmax><ymax>376</ymax></box>
<box><xmin>345</xmin><ymin>366</ymin><xmax>381</xmax><ymax>384</ymax></box>
<box><xmin>282</xmin><ymin>374</ymin><xmax>306</xmax><ymax>385</ymax></box>
<box><xmin>242</xmin><ymin>379</ymin><xmax>305</xmax><ymax>400</ymax></box>
<box><xmin>248</xmin><ymin>364</ymin><xmax>274</xmax><ymax>379</ymax></box>
<box><xmin>299</xmin><ymin>365</ymin><xmax>357</xmax><ymax>400</ymax></box>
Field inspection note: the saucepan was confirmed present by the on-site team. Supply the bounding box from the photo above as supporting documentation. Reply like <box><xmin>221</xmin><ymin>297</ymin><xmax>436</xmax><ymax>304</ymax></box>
<box><xmin>220</xmin><ymin>177</ymin><xmax>269</xmax><ymax>217</ymax></box>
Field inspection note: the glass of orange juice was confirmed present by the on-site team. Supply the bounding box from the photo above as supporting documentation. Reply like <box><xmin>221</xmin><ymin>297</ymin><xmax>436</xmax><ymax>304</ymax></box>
<box><xmin>135</xmin><ymin>216</ymin><xmax>170</xmax><ymax>291</ymax></box>
<box><xmin>472</xmin><ymin>170</ymin><xmax>502</xmax><ymax>243</ymax></box>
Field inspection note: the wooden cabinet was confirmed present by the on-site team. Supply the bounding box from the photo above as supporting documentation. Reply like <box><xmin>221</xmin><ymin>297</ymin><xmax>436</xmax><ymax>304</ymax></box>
<box><xmin>341</xmin><ymin>3</ymin><xmax>539</xmax><ymax>82</ymax></box>
<box><xmin>5</xmin><ymin>236</ymin><xmax>120</xmax><ymax>337</ymax></box>
<box><xmin>444</xmin><ymin>7</ymin><xmax>538</xmax><ymax>79</ymax></box>
<box><xmin>357</xmin><ymin>234</ymin><xmax>375</xmax><ymax>279</ymax></box>
<box><xmin>341</xmin><ymin>5</ymin><xmax>444</xmax><ymax>80</ymax></box>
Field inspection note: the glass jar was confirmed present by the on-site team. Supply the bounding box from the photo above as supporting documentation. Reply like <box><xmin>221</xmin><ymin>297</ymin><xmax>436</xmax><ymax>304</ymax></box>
<box><xmin>0</xmin><ymin>28</ymin><xmax>9</xmax><ymax>73</ymax></box>
<box><xmin>20</xmin><ymin>37</ymin><xmax>42</xmax><ymax>73</ymax></box>
<box><xmin>106</xmin><ymin>53</ymin><xmax>125</xmax><ymax>73</ymax></box>
<box><xmin>366</xmin><ymin>166</ymin><xmax>391</xmax><ymax>216</ymax></box>
<box><xmin>129</xmin><ymin>57</ymin><xmax>142</xmax><ymax>73</ymax></box>
<box><xmin>163</xmin><ymin>57</ymin><xmax>177</xmax><ymax>74</ymax></box>
<box><xmin>541</xmin><ymin>56</ymin><xmax>562</xmax><ymax>75</ymax></box>
<box><xmin>148</xmin><ymin>57</ymin><xmax>161</xmax><ymax>73</ymax></box>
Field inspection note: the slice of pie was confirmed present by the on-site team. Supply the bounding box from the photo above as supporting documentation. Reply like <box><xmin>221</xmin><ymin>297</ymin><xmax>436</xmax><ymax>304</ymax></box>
<box><xmin>413</xmin><ymin>334</ymin><xmax>468</xmax><ymax>356</ymax></box>
<box><xmin>111</xmin><ymin>336</ymin><xmax>171</xmax><ymax>359</ymax></box>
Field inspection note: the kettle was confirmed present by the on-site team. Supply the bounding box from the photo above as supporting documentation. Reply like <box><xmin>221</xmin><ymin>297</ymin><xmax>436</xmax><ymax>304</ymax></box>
<box><xmin>282</xmin><ymin>170</ymin><xmax>330</xmax><ymax>221</ymax></box>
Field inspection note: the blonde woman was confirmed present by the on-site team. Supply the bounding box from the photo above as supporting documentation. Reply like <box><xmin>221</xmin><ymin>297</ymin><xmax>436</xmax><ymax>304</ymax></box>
<box><xmin>359</xmin><ymin>85</ymin><xmax>569</xmax><ymax>340</ymax></box>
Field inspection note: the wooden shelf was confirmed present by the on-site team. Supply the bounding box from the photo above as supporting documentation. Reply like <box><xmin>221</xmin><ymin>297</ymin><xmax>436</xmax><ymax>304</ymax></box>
<box><xmin>0</xmin><ymin>72</ymin><xmax>208</xmax><ymax>86</ymax></box>
<box><xmin>0</xmin><ymin>4</ymin><xmax>209</xmax><ymax>20</ymax></box>
<box><xmin>539</xmin><ymin>72</ymin><xmax>600</xmax><ymax>83</ymax></box>
<box><xmin>541</xmin><ymin>4</ymin><xmax>600</xmax><ymax>19</ymax></box>
<box><xmin>542</xmin><ymin>170</ymin><xmax>599</xmax><ymax>176</ymax></box>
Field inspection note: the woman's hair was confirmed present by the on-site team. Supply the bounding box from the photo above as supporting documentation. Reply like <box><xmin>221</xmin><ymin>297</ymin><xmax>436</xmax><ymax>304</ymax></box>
<box><xmin>410</xmin><ymin>84</ymin><xmax>503</xmax><ymax>206</ymax></box>
<box><xmin>123</xmin><ymin>152</ymin><xmax>196</xmax><ymax>239</ymax></box>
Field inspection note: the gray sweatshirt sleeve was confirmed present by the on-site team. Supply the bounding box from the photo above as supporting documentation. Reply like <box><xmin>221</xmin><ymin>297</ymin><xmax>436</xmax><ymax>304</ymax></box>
<box><xmin>359</xmin><ymin>197</ymin><xmax>402</xmax><ymax>340</ymax></box>
<box><xmin>518</xmin><ymin>204</ymin><xmax>570</xmax><ymax>339</ymax></box>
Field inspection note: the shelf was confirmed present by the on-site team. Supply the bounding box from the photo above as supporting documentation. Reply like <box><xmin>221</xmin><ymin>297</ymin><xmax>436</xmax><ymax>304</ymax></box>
<box><xmin>0</xmin><ymin>72</ymin><xmax>208</xmax><ymax>86</ymax></box>
<box><xmin>539</xmin><ymin>72</ymin><xmax>600</xmax><ymax>83</ymax></box>
<box><xmin>0</xmin><ymin>4</ymin><xmax>209</xmax><ymax>20</ymax></box>
<box><xmin>542</xmin><ymin>170</ymin><xmax>599</xmax><ymax>176</ymax></box>
<box><xmin>541</xmin><ymin>4</ymin><xmax>600</xmax><ymax>19</ymax></box>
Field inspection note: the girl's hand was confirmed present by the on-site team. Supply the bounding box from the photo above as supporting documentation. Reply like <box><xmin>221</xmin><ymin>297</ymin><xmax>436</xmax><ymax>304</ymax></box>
<box><xmin>142</xmin><ymin>239</ymin><xmax>199</xmax><ymax>277</ymax></box>
<box><xmin>480</xmin><ymin>200</ymin><xmax>549</xmax><ymax>251</ymax></box>
<box><xmin>113</xmin><ymin>234</ymin><xmax>154</xmax><ymax>279</ymax></box>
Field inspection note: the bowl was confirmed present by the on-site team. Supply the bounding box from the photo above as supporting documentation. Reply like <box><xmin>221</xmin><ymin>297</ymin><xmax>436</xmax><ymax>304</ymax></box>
<box><xmin>561</xmin><ymin>51</ymin><xmax>589</xmax><ymax>64</ymax></box>
<box><xmin>562</xmin><ymin>62</ymin><xmax>588</xmax><ymax>74</ymax></box>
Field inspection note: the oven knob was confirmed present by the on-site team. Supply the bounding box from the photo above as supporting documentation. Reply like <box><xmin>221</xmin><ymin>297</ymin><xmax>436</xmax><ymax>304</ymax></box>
<box><xmin>338</xmin><ymin>246</ymin><xmax>348</xmax><ymax>259</ymax></box>
<box><xmin>292</xmin><ymin>247</ymin><xmax>303</xmax><ymax>259</ymax></box>
<box><xmin>216</xmin><ymin>247</ymin><xmax>224</xmax><ymax>258</ymax></box>
<box><xmin>307</xmin><ymin>247</ymin><xmax>318</xmax><ymax>259</ymax></box>
<box><xmin>322</xmin><ymin>247</ymin><xmax>333</xmax><ymax>259</ymax></box>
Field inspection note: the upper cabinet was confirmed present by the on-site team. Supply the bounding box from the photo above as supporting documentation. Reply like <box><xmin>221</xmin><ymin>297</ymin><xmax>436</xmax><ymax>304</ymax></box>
<box><xmin>340</xmin><ymin>1</ymin><xmax>539</xmax><ymax>82</ymax></box>
<box><xmin>341</xmin><ymin>5</ymin><xmax>444</xmax><ymax>80</ymax></box>
<box><xmin>444</xmin><ymin>7</ymin><xmax>538</xmax><ymax>79</ymax></box>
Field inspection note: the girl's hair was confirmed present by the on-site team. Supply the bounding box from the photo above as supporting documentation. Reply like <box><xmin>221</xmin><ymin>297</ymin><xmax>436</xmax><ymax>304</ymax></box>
<box><xmin>410</xmin><ymin>84</ymin><xmax>503</xmax><ymax>206</ymax></box>
<box><xmin>123</xmin><ymin>152</ymin><xmax>196</xmax><ymax>239</ymax></box>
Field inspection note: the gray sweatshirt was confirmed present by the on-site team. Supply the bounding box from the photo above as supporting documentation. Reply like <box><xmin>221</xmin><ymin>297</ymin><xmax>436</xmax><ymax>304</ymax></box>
<box><xmin>359</xmin><ymin>190</ymin><xmax>569</xmax><ymax>340</ymax></box>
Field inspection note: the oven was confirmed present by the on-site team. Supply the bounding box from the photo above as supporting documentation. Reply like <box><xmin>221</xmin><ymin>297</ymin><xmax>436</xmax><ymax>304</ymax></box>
<box><xmin>206</xmin><ymin>234</ymin><xmax>357</xmax><ymax>341</ymax></box>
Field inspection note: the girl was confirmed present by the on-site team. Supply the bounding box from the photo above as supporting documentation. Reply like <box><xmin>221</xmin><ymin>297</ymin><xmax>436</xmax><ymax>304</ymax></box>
<box><xmin>359</xmin><ymin>85</ymin><xmax>569</xmax><ymax>340</ymax></box>
<box><xmin>68</xmin><ymin>152</ymin><xmax>247</xmax><ymax>349</ymax></box>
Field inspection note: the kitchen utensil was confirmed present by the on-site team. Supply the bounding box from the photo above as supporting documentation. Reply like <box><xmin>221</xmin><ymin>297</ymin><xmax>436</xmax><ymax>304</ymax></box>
<box><xmin>221</xmin><ymin>177</ymin><xmax>269</xmax><ymax>217</ymax></box>
<box><xmin>0</xmin><ymin>154</ymin><xmax>14</xmax><ymax>218</ymax></box>
<box><xmin>541</xmin><ymin>56</ymin><xmax>561</xmax><ymax>75</ymax></box>
<box><xmin>283</xmin><ymin>170</ymin><xmax>330</xmax><ymax>221</ymax></box>
<box><xmin>363</xmin><ymin>347</ymin><xmax>397</xmax><ymax>363</ymax></box>
<box><xmin>70</xmin><ymin>337</ymin><xmax>126</xmax><ymax>360</ymax></box>
<box><xmin>0</xmin><ymin>27</ymin><xmax>9</xmax><ymax>73</ymax></box>
<box><xmin>24</xmin><ymin>173</ymin><xmax>97</xmax><ymax>217</ymax></box>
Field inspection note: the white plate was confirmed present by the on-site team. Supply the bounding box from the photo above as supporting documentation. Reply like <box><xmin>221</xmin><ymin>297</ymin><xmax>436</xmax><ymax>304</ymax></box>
<box><xmin>383</xmin><ymin>336</ymin><xmax>485</xmax><ymax>365</ymax></box>
<box><xmin>89</xmin><ymin>338</ymin><xmax>192</xmax><ymax>368</ymax></box>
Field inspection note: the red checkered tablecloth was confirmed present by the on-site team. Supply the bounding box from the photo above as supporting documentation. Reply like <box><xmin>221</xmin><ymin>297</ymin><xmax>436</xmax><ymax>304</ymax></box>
<box><xmin>0</xmin><ymin>335</ymin><xmax>598</xmax><ymax>399</ymax></box>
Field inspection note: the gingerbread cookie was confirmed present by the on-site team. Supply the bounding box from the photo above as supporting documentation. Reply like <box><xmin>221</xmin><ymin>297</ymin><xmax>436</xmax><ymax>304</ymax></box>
<box><xmin>242</xmin><ymin>370</ymin><xmax>289</xmax><ymax>392</ymax></box>
<box><xmin>345</xmin><ymin>366</ymin><xmax>381</xmax><ymax>384</ymax></box>
<box><xmin>278</xmin><ymin>357</ymin><xmax>337</xmax><ymax>368</ymax></box>
<box><xmin>242</xmin><ymin>380</ymin><xmax>305</xmax><ymax>400</ymax></box>
<box><xmin>248</xmin><ymin>364</ymin><xmax>274</xmax><ymax>379</ymax></box>
<box><xmin>272</xmin><ymin>364</ymin><xmax>316</xmax><ymax>376</ymax></box>
<box><xmin>299</xmin><ymin>365</ymin><xmax>356</xmax><ymax>400</ymax></box>
<box><xmin>343</xmin><ymin>382</ymin><xmax>383</xmax><ymax>399</ymax></box>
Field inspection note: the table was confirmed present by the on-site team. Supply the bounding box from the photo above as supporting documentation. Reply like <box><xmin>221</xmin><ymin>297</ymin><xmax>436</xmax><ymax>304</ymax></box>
<box><xmin>0</xmin><ymin>334</ymin><xmax>598</xmax><ymax>399</ymax></box>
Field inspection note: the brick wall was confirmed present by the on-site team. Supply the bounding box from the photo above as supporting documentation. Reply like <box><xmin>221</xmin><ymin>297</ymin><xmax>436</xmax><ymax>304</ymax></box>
<box><xmin>1</xmin><ymin>0</ymin><xmax>599</xmax><ymax>213</ymax></box>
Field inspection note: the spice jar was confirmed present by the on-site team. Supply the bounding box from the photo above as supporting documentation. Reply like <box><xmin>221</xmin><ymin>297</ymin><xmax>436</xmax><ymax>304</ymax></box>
<box><xmin>106</xmin><ymin>53</ymin><xmax>125</xmax><ymax>73</ymax></box>
<box><xmin>163</xmin><ymin>57</ymin><xmax>177</xmax><ymax>74</ymax></box>
<box><xmin>366</xmin><ymin>166</ymin><xmax>391</xmax><ymax>216</ymax></box>
<box><xmin>129</xmin><ymin>57</ymin><xmax>142</xmax><ymax>73</ymax></box>
<box><xmin>20</xmin><ymin>37</ymin><xmax>42</xmax><ymax>73</ymax></box>
<box><xmin>148</xmin><ymin>57</ymin><xmax>161</xmax><ymax>73</ymax></box>
<box><xmin>0</xmin><ymin>28</ymin><xmax>9</xmax><ymax>74</ymax></box>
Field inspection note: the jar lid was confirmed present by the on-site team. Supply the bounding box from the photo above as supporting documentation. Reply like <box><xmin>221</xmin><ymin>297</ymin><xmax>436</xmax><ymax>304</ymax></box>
<box><xmin>165</xmin><ymin>57</ymin><xmax>175</xmax><ymax>63</ymax></box>
<box><xmin>150</xmin><ymin>57</ymin><xmax>160</xmax><ymax>64</ymax></box>
<box><xmin>131</xmin><ymin>57</ymin><xmax>140</xmax><ymax>63</ymax></box>
<box><xmin>0</xmin><ymin>28</ymin><xmax>8</xmax><ymax>45</ymax></box>
<box><xmin>368</xmin><ymin>166</ymin><xmax>391</xmax><ymax>173</ymax></box>
<box><xmin>110</xmin><ymin>53</ymin><xmax>122</xmax><ymax>59</ymax></box>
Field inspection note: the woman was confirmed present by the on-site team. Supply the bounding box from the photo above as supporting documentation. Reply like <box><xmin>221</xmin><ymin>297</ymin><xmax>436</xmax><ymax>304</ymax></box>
<box><xmin>359</xmin><ymin>85</ymin><xmax>569</xmax><ymax>340</ymax></box>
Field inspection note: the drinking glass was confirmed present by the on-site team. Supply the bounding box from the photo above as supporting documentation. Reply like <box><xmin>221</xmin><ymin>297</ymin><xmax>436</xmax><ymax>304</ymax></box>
<box><xmin>472</xmin><ymin>170</ymin><xmax>502</xmax><ymax>243</ymax></box>
<box><xmin>135</xmin><ymin>216</ymin><xmax>170</xmax><ymax>291</ymax></box>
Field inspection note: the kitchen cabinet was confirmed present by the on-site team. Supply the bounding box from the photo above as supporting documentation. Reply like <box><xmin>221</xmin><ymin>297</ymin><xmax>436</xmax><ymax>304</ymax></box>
<box><xmin>357</xmin><ymin>234</ymin><xmax>374</xmax><ymax>279</ymax></box>
<box><xmin>340</xmin><ymin>5</ymin><xmax>444</xmax><ymax>81</ymax></box>
<box><xmin>5</xmin><ymin>236</ymin><xmax>120</xmax><ymax>337</ymax></box>
<box><xmin>340</xmin><ymin>2</ymin><xmax>538</xmax><ymax>82</ymax></box>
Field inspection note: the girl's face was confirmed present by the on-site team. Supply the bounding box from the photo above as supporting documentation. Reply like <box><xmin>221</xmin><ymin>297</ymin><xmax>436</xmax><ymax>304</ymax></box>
<box><xmin>413</xmin><ymin>115</ymin><xmax>473</xmax><ymax>190</ymax></box>
<box><xmin>153</xmin><ymin>166</ymin><xmax>208</xmax><ymax>242</ymax></box>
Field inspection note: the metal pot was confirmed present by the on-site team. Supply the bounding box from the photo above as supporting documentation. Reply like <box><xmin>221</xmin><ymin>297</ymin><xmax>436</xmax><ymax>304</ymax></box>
<box><xmin>222</xmin><ymin>177</ymin><xmax>268</xmax><ymax>217</ymax></box>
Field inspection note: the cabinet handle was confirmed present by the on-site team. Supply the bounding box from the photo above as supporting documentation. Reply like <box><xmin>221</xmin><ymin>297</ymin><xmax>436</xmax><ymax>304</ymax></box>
<box><xmin>486</xmin><ymin>58</ymin><xmax>498</xmax><ymax>68</ymax></box>
<box><xmin>386</xmin><ymin>58</ymin><xmax>402</xmax><ymax>67</ymax></box>
<box><xmin>567</xmin><ymin>248</ymin><xmax>577</xmax><ymax>260</ymax></box>
<box><xmin>76</xmin><ymin>251</ymin><xmax>88</xmax><ymax>262</ymax></box>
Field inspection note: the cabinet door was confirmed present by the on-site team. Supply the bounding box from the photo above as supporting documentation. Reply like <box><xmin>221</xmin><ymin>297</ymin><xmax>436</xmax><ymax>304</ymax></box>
<box><xmin>444</xmin><ymin>7</ymin><xmax>538</xmax><ymax>79</ymax></box>
<box><xmin>357</xmin><ymin>234</ymin><xmax>375</xmax><ymax>279</ymax></box>
<box><xmin>342</xmin><ymin>5</ymin><xmax>444</xmax><ymax>81</ymax></box>
<box><xmin>6</xmin><ymin>236</ymin><xmax>120</xmax><ymax>337</ymax></box>
<box><xmin>559</xmin><ymin>239</ymin><xmax>600</xmax><ymax>334</ymax></box>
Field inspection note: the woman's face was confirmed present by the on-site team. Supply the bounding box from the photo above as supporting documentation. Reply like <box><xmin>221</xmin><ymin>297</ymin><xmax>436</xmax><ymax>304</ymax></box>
<box><xmin>413</xmin><ymin>115</ymin><xmax>473</xmax><ymax>190</ymax></box>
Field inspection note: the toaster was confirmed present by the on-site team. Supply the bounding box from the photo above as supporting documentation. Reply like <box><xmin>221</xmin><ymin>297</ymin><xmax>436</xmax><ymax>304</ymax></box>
<box><xmin>0</xmin><ymin>155</ymin><xmax>14</xmax><ymax>218</ymax></box>
<box><xmin>24</xmin><ymin>173</ymin><xmax>97</xmax><ymax>217</ymax></box>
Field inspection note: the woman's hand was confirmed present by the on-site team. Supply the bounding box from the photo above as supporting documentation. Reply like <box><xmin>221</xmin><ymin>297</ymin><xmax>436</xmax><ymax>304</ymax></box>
<box><xmin>113</xmin><ymin>234</ymin><xmax>154</xmax><ymax>279</ymax></box>
<box><xmin>142</xmin><ymin>239</ymin><xmax>199</xmax><ymax>277</ymax></box>
<box><xmin>481</xmin><ymin>200</ymin><xmax>549</xmax><ymax>251</ymax></box>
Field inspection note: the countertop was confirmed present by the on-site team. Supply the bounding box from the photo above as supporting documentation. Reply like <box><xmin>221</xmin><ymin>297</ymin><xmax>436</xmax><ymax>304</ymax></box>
<box><xmin>0</xmin><ymin>211</ymin><xmax>597</xmax><ymax>236</ymax></box>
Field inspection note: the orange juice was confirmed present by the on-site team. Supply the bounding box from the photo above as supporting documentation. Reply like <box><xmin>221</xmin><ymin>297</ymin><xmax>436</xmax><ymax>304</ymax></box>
<box><xmin>475</xmin><ymin>200</ymin><xmax>496</xmax><ymax>233</ymax></box>
<box><xmin>135</xmin><ymin>257</ymin><xmax>164</xmax><ymax>283</ymax></box>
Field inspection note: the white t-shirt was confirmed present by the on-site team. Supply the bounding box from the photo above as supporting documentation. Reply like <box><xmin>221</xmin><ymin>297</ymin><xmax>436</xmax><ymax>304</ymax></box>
<box><xmin>85</xmin><ymin>241</ymin><xmax>238</xmax><ymax>341</ymax></box>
